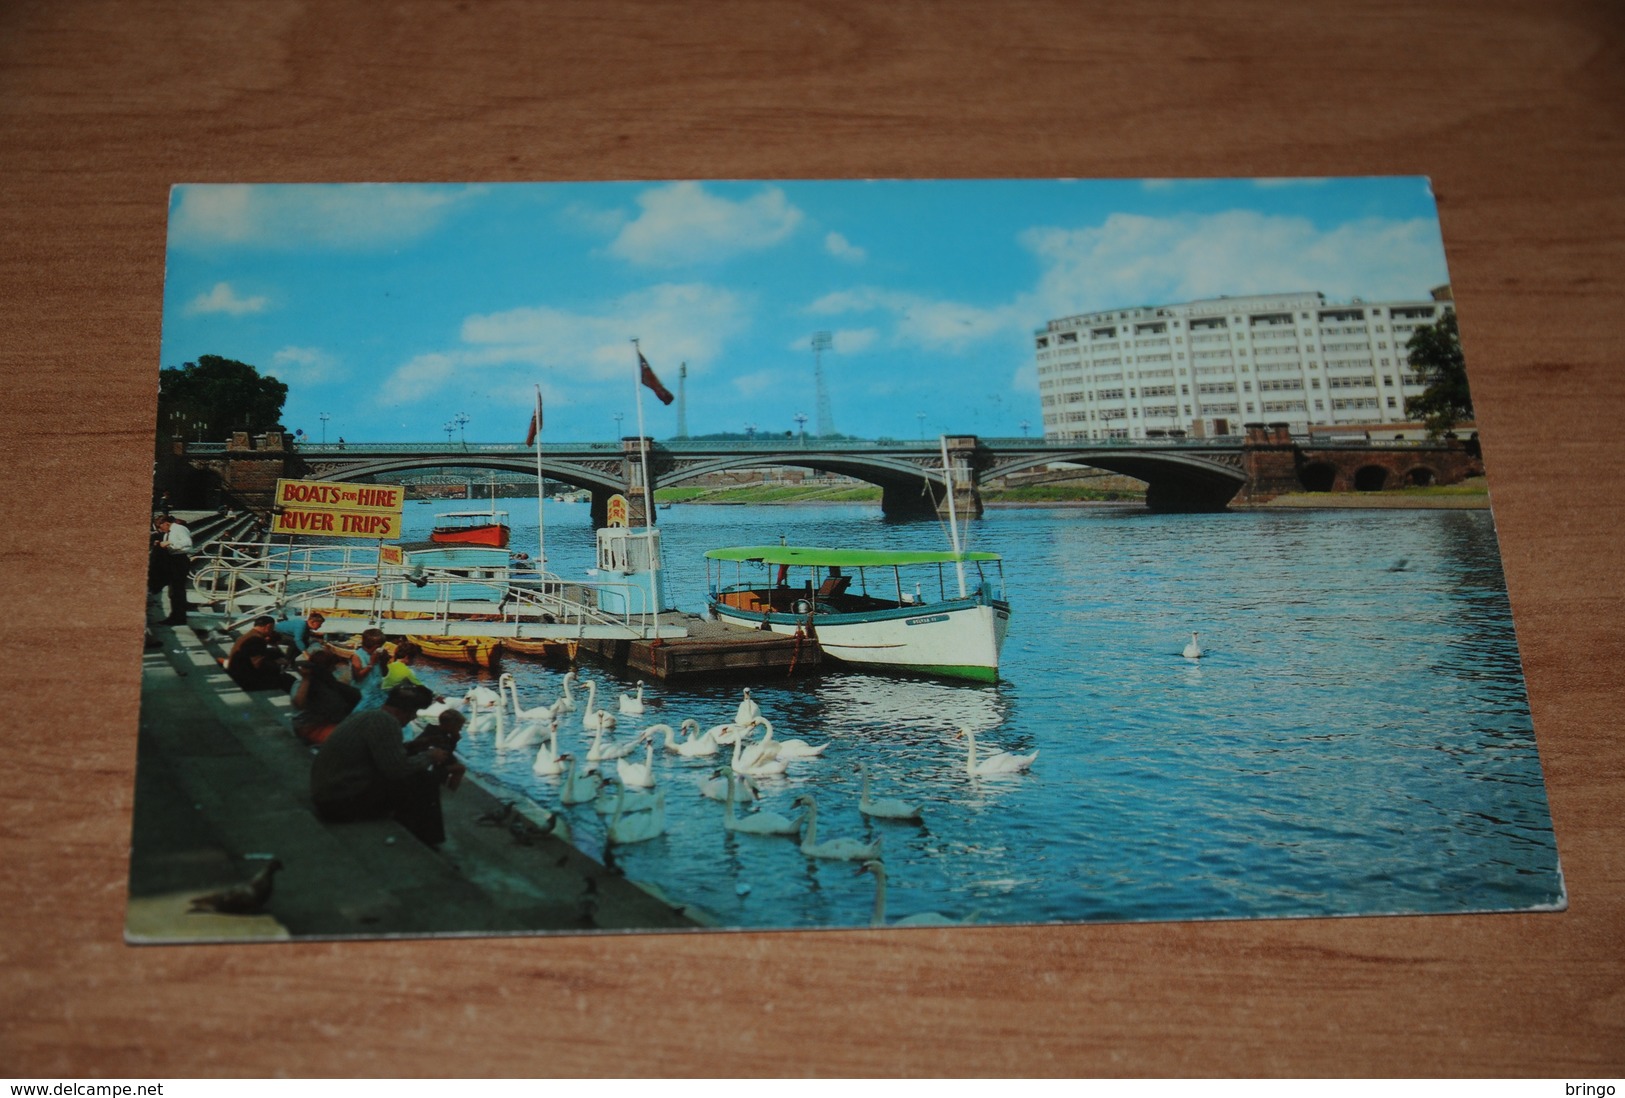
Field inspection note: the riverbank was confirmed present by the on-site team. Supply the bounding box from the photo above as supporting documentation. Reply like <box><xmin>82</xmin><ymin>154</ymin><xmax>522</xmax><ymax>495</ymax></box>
<box><xmin>129</xmin><ymin>620</ymin><xmax>704</xmax><ymax>941</ymax></box>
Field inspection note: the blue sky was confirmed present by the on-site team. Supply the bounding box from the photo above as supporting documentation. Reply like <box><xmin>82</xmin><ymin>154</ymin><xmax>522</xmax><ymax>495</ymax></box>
<box><xmin>160</xmin><ymin>178</ymin><xmax>1450</xmax><ymax>443</ymax></box>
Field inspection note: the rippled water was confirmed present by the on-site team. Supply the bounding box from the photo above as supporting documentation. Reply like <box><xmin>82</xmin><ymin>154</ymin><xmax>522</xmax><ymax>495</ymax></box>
<box><xmin>400</xmin><ymin>498</ymin><xmax>1563</xmax><ymax>930</ymax></box>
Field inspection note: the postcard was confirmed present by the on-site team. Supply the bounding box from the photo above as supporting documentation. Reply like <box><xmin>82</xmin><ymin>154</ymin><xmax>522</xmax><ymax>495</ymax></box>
<box><xmin>128</xmin><ymin>179</ymin><xmax>1564</xmax><ymax>942</ymax></box>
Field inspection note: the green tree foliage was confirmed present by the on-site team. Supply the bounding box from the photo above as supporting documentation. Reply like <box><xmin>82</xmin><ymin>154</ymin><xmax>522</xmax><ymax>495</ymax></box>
<box><xmin>1403</xmin><ymin>312</ymin><xmax>1472</xmax><ymax>436</ymax></box>
<box><xmin>158</xmin><ymin>355</ymin><xmax>288</xmax><ymax>444</ymax></box>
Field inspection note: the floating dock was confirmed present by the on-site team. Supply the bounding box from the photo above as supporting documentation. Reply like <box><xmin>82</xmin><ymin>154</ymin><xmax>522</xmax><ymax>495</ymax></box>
<box><xmin>576</xmin><ymin>613</ymin><xmax>823</xmax><ymax>683</ymax></box>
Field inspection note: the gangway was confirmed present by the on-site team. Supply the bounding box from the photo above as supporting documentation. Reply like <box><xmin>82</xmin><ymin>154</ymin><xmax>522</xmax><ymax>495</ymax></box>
<box><xmin>189</xmin><ymin>541</ymin><xmax>687</xmax><ymax>641</ymax></box>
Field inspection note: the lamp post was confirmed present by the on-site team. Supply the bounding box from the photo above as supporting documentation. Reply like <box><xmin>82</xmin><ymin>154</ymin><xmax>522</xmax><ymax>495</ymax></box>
<box><xmin>1020</xmin><ymin>419</ymin><xmax>1030</xmax><ymax>438</ymax></box>
<box><xmin>917</xmin><ymin>411</ymin><xmax>926</xmax><ymax>440</ymax></box>
<box><xmin>614</xmin><ymin>412</ymin><xmax>624</xmax><ymax>438</ymax></box>
<box><xmin>453</xmin><ymin>412</ymin><xmax>471</xmax><ymax>448</ymax></box>
<box><xmin>794</xmin><ymin>412</ymin><xmax>808</xmax><ymax>446</ymax></box>
<box><xmin>443</xmin><ymin>420</ymin><xmax>455</xmax><ymax>445</ymax></box>
<box><xmin>745</xmin><ymin>423</ymin><xmax>757</xmax><ymax>441</ymax></box>
<box><xmin>319</xmin><ymin>412</ymin><xmax>330</xmax><ymax>445</ymax></box>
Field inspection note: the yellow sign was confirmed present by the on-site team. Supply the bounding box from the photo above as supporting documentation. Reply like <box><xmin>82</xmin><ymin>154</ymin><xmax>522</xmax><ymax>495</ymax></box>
<box><xmin>379</xmin><ymin>545</ymin><xmax>404</xmax><ymax>566</ymax></box>
<box><xmin>606</xmin><ymin>493</ymin><xmax>630</xmax><ymax>528</ymax></box>
<box><xmin>272</xmin><ymin>478</ymin><xmax>404</xmax><ymax>540</ymax></box>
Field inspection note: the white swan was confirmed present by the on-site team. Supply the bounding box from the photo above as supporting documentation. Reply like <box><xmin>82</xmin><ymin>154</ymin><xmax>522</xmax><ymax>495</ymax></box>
<box><xmin>585</xmin><ymin>720</ymin><xmax>638</xmax><ymax>763</ymax></box>
<box><xmin>605</xmin><ymin>784</ymin><xmax>665</xmax><ymax>845</ymax></box>
<box><xmin>700</xmin><ymin>768</ymin><xmax>757</xmax><ymax>804</ymax></box>
<box><xmin>646</xmin><ymin>720</ymin><xmax>718</xmax><ymax>758</ymax></box>
<box><xmin>735</xmin><ymin>687</ymin><xmax>761</xmax><ymax>727</ymax></box>
<box><xmin>580</xmin><ymin>680</ymin><xmax>617</xmax><ymax>732</ymax></box>
<box><xmin>958</xmin><ymin>727</ymin><xmax>1037</xmax><ymax>777</ymax></box>
<box><xmin>554</xmin><ymin>670</ymin><xmax>578</xmax><ymax>713</ymax></box>
<box><xmin>409</xmin><ymin>699</ymin><xmax>455</xmax><ymax>733</ymax></box>
<box><xmin>616</xmin><ymin>740</ymin><xmax>657</xmax><ymax>789</ymax></box>
<box><xmin>748</xmin><ymin>716</ymin><xmax>827</xmax><ymax>760</ymax></box>
<box><xmin>500</xmin><ymin>672</ymin><xmax>559</xmax><ymax>724</ymax></box>
<box><xmin>855</xmin><ymin>761</ymin><xmax>923</xmax><ymax>821</ymax></box>
<box><xmin>593</xmin><ymin>782</ymin><xmax>659</xmax><ymax>815</ymax></box>
<box><xmin>731</xmin><ymin>730</ymin><xmax>788</xmax><ymax>778</ymax></box>
<box><xmin>792</xmin><ymin>793</ymin><xmax>882</xmax><ymax>861</ymax></box>
<box><xmin>857</xmin><ymin>860</ymin><xmax>965</xmax><ymax>927</ymax></box>
<box><xmin>462</xmin><ymin>686</ymin><xmax>504</xmax><ymax>736</ymax></box>
<box><xmin>709</xmin><ymin>720</ymin><xmax>755</xmax><ymax>746</ymax></box>
<box><xmin>558</xmin><ymin>754</ymin><xmax>602</xmax><ymax>805</ymax></box>
<box><xmin>618</xmin><ymin>680</ymin><xmax>646</xmax><ymax>716</ymax></box>
<box><xmin>532</xmin><ymin>719</ymin><xmax>565</xmax><ymax>776</ymax></box>
<box><xmin>720</xmin><ymin>767</ymin><xmax>800</xmax><ymax>836</ymax></box>
<box><xmin>1183</xmin><ymin>631</ymin><xmax>1204</xmax><ymax>660</ymax></box>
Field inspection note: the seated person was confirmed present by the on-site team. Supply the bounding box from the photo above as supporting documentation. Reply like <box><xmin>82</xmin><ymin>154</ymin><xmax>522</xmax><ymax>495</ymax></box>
<box><xmin>226</xmin><ymin>616</ymin><xmax>292</xmax><ymax>692</ymax></box>
<box><xmin>310</xmin><ymin>684</ymin><xmax>448</xmax><ymax>846</ymax></box>
<box><xmin>274</xmin><ymin>610</ymin><xmax>328</xmax><ymax>658</ymax></box>
<box><xmin>289</xmin><ymin>648</ymin><xmax>361</xmax><ymax>745</ymax></box>
<box><xmin>407</xmin><ymin>709</ymin><xmax>467</xmax><ymax>790</ymax></box>
<box><xmin>815</xmin><ymin>567</ymin><xmax>852</xmax><ymax>600</ymax></box>
<box><xmin>379</xmin><ymin>639</ymin><xmax>429</xmax><ymax>693</ymax></box>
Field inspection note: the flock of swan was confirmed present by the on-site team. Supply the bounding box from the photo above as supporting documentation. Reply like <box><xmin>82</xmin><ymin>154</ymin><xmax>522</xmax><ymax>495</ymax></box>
<box><xmin>418</xmin><ymin>670</ymin><xmax>1036</xmax><ymax>927</ymax></box>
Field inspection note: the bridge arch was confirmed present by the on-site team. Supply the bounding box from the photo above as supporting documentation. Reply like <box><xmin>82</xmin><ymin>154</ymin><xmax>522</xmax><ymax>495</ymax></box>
<box><xmin>983</xmin><ymin>449</ymin><xmax>1246</xmax><ymax>512</ymax></box>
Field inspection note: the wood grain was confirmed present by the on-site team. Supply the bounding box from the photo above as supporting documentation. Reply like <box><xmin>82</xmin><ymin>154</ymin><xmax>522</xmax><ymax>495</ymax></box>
<box><xmin>2</xmin><ymin>0</ymin><xmax>1621</xmax><ymax>1077</ymax></box>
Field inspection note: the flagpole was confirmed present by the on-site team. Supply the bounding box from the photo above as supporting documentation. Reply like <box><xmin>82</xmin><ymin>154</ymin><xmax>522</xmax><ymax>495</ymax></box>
<box><xmin>632</xmin><ymin>339</ymin><xmax>662</xmax><ymax>634</ymax></box>
<box><xmin>532</xmin><ymin>384</ymin><xmax>545</xmax><ymax>571</ymax></box>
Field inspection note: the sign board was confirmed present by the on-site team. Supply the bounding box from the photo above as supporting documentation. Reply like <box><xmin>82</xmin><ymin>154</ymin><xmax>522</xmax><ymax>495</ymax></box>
<box><xmin>271</xmin><ymin>478</ymin><xmax>405</xmax><ymax>540</ymax></box>
<box><xmin>605</xmin><ymin>493</ymin><xmax>630</xmax><ymax>528</ymax></box>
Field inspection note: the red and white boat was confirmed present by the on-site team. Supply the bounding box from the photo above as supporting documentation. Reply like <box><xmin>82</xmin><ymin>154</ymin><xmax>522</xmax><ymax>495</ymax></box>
<box><xmin>429</xmin><ymin>510</ymin><xmax>511</xmax><ymax>548</ymax></box>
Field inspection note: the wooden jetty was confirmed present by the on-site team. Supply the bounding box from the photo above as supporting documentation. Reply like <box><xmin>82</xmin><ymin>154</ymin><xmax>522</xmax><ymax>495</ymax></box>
<box><xmin>576</xmin><ymin>613</ymin><xmax>822</xmax><ymax>683</ymax></box>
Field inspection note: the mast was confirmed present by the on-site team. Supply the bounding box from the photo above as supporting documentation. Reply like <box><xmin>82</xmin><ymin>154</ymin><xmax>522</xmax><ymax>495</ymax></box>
<box><xmin>632</xmin><ymin>339</ymin><xmax>662</xmax><ymax>633</ymax></box>
<box><xmin>532</xmin><ymin>384</ymin><xmax>545</xmax><ymax>568</ymax></box>
<box><xmin>940</xmin><ymin>435</ymin><xmax>968</xmax><ymax>597</ymax></box>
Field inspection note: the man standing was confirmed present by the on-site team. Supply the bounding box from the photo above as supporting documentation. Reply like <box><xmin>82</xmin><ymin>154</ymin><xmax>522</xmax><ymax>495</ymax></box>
<box><xmin>154</xmin><ymin>514</ymin><xmax>194</xmax><ymax>625</ymax></box>
<box><xmin>310</xmin><ymin>684</ymin><xmax>449</xmax><ymax>846</ymax></box>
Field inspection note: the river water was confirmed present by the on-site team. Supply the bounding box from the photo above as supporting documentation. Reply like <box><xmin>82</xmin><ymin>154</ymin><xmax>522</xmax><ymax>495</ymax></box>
<box><xmin>399</xmin><ymin>498</ymin><xmax>1564</xmax><ymax>931</ymax></box>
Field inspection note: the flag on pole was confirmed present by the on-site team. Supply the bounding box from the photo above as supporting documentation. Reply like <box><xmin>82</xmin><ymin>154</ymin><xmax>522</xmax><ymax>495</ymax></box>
<box><xmin>525</xmin><ymin>392</ymin><xmax>543</xmax><ymax>446</ymax></box>
<box><xmin>638</xmin><ymin>351</ymin><xmax>675</xmax><ymax>405</ymax></box>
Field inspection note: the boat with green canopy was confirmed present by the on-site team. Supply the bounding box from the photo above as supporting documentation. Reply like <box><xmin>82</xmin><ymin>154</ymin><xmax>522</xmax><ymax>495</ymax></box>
<box><xmin>704</xmin><ymin>545</ymin><xmax>1011</xmax><ymax>682</ymax></box>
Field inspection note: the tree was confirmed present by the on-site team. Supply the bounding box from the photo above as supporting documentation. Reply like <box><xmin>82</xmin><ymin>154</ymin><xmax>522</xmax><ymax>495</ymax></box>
<box><xmin>1403</xmin><ymin>312</ymin><xmax>1472</xmax><ymax>437</ymax></box>
<box><xmin>158</xmin><ymin>355</ymin><xmax>288</xmax><ymax>444</ymax></box>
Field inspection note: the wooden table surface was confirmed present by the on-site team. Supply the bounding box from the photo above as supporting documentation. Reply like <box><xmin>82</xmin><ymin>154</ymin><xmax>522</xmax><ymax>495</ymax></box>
<box><xmin>3</xmin><ymin>0</ymin><xmax>1621</xmax><ymax>1078</ymax></box>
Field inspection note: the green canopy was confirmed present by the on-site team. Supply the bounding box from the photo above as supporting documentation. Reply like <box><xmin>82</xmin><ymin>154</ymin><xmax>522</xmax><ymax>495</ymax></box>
<box><xmin>704</xmin><ymin>545</ymin><xmax>1001</xmax><ymax>567</ymax></box>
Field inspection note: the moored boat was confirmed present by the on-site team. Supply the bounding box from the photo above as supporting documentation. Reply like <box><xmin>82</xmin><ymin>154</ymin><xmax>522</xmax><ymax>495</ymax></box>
<box><xmin>704</xmin><ymin>546</ymin><xmax>1011</xmax><ymax>682</ymax></box>
<box><xmin>429</xmin><ymin>510</ymin><xmax>511</xmax><ymax>548</ymax></box>
<box><xmin>406</xmin><ymin>634</ymin><xmax>504</xmax><ymax>669</ymax></box>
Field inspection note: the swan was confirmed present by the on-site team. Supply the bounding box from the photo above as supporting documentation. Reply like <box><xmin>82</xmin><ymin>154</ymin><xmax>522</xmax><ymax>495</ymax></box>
<box><xmin>558</xmin><ymin>754</ymin><xmax>603</xmax><ymax>806</ymax></box>
<box><xmin>409</xmin><ymin>699</ymin><xmax>455</xmax><ymax>734</ymax></box>
<box><xmin>735</xmin><ymin>687</ymin><xmax>761</xmax><ymax>726</ymax></box>
<box><xmin>580</xmin><ymin>680</ymin><xmax>617</xmax><ymax>733</ymax></box>
<box><xmin>1183</xmin><ymin>631</ymin><xmax>1203</xmax><ymax>660</ymax></box>
<box><xmin>700</xmin><ymin>768</ymin><xmax>757</xmax><ymax>804</ymax></box>
<box><xmin>554</xmin><ymin>670</ymin><xmax>579</xmax><ymax>713</ymax></box>
<box><xmin>646</xmin><ymin>720</ymin><xmax>718</xmax><ymax>758</ymax></box>
<box><xmin>616</xmin><ymin>740</ymin><xmax>657</xmax><ymax>789</ymax></box>
<box><xmin>855</xmin><ymin>761</ymin><xmax>923</xmax><ymax>821</ymax></box>
<box><xmin>462</xmin><ymin>686</ymin><xmax>504</xmax><ymax>736</ymax></box>
<box><xmin>585</xmin><ymin>720</ymin><xmax>639</xmax><ymax>763</ymax></box>
<box><xmin>531</xmin><ymin>719</ymin><xmax>565</xmax><ymax>776</ymax></box>
<box><xmin>792</xmin><ymin>793</ymin><xmax>882</xmax><ymax>861</ymax></box>
<box><xmin>502</xmin><ymin>672</ymin><xmax>563</xmax><ymax>724</ymax></box>
<box><xmin>957</xmin><ymin>727</ymin><xmax>1038</xmax><ymax>777</ymax></box>
<box><xmin>857</xmin><ymin>860</ymin><xmax>965</xmax><ymax>927</ymax></box>
<box><xmin>618</xmin><ymin>680</ymin><xmax>646</xmax><ymax>717</ymax></box>
<box><xmin>720</xmin><ymin>767</ymin><xmax>800</xmax><ymax>836</ymax></box>
<box><xmin>731</xmin><ymin>730</ymin><xmax>788</xmax><ymax>778</ymax></box>
<box><xmin>709</xmin><ymin>720</ymin><xmax>755</xmax><ymax>746</ymax></box>
<box><xmin>748</xmin><ymin>716</ymin><xmax>827</xmax><ymax>760</ymax></box>
<box><xmin>605</xmin><ymin>783</ymin><xmax>665</xmax><ymax>845</ymax></box>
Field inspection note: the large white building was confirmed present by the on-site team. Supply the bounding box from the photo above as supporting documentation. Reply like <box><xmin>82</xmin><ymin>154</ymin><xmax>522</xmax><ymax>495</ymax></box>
<box><xmin>1034</xmin><ymin>288</ymin><xmax>1455</xmax><ymax>441</ymax></box>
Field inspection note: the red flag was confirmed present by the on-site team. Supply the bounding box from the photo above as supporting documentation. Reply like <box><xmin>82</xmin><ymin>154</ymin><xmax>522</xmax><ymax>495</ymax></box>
<box><xmin>525</xmin><ymin>390</ymin><xmax>543</xmax><ymax>446</ymax></box>
<box><xmin>639</xmin><ymin>351</ymin><xmax>675</xmax><ymax>405</ymax></box>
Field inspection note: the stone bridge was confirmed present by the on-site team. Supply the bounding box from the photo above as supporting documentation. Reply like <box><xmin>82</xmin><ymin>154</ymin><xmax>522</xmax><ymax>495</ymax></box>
<box><xmin>178</xmin><ymin>425</ymin><xmax>1482</xmax><ymax>524</ymax></box>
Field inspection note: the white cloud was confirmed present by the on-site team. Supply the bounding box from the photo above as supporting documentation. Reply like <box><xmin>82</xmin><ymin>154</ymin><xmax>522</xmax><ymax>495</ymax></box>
<box><xmin>381</xmin><ymin>282</ymin><xmax>750</xmax><ymax>405</ymax></box>
<box><xmin>608</xmin><ymin>182</ymin><xmax>803</xmax><ymax>267</ymax></box>
<box><xmin>185</xmin><ymin>281</ymin><xmax>268</xmax><ymax>316</ymax></box>
<box><xmin>732</xmin><ymin>368</ymin><xmax>791</xmax><ymax>400</ymax></box>
<box><xmin>267</xmin><ymin>346</ymin><xmax>342</xmax><ymax>386</ymax></box>
<box><xmin>824</xmin><ymin>231</ymin><xmax>867</xmax><ymax>263</ymax></box>
<box><xmin>1020</xmin><ymin>210</ymin><xmax>1449</xmax><ymax>318</ymax></box>
<box><xmin>808</xmin><ymin>288</ymin><xmax>1016</xmax><ymax>350</ymax></box>
<box><xmin>169</xmin><ymin>184</ymin><xmax>474</xmax><ymax>249</ymax></box>
<box><xmin>786</xmin><ymin>327</ymin><xmax>876</xmax><ymax>356</ymax></box>
<box><xmin>1010</xmin><ymin>363</ymin><xmax>1039</xmax><ymax>393</ymax></box>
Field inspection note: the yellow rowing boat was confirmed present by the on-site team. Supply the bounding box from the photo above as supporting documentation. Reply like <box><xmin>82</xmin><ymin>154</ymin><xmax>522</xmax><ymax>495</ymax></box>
<box><xmin>406</xmin><ymin>635</ymin><xmax>504</xmax><ymax>669</ymax></box>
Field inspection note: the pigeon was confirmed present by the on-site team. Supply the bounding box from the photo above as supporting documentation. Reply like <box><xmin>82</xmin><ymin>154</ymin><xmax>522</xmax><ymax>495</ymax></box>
<box><xmin>188</xmin><ymin>859</ymin><xmax>283</xmax><ymax>915</ymax></box>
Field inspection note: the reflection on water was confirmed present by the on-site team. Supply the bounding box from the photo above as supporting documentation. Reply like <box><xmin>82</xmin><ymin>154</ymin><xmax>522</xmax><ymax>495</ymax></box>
<box><xmin>390</xmin><ymin>499</ymin><xmax>1563</xmax><ymax>930</ymax></box>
